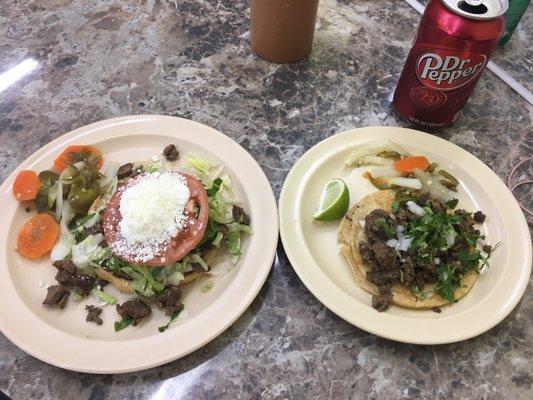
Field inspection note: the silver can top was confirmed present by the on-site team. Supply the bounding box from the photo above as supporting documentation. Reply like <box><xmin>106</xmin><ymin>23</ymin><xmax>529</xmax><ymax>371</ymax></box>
<box><xmin>441</xmin><ymin>0</ymin><xmax>508</xmax><ymax>20</ymax></box>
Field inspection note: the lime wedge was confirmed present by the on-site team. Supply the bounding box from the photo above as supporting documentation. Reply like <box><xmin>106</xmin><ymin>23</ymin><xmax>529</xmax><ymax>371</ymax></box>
<box><xmin>313</xmin><ymin>178</ymin><xmax>349</xmax><ymax>221</ymax></box>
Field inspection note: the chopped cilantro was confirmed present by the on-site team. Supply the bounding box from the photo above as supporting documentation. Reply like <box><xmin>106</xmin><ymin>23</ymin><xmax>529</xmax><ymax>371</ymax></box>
<box><xmin>445</xmin><ymin>198</ymin><xmax>459</xmax><ymax>209</ymax></box>
<box><xmin>377</xmin><ymin>217</ymin><xmax>396</xmax><ymax>239</ymax></box>
<box><xmin>436</xmin><ymin>264</ymin><xmax>459</xmax><ymax>303</ymax></box>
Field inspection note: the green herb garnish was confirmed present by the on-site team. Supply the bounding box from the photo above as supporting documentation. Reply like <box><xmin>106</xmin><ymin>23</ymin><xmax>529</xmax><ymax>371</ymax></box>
<box><xmin>206</xmin><ymin>178</ymin><xmax>223</xmax><ymax>197</ymax></box>
<box><xmin>377</xmin><ymin>218</ymin><xmax>396</xmax><ymax>239</ymax></box>
<box><xmin>445</xmin><ymin>198</ymin><xmax>459</xmax><ymax>209</ymax></box>
<box><xmin>436</xmin><ymin>264</ymin><xmax>460</xmax><ymax>303</ymax></box>
<box><xmin>114</xmin><ymin>317</ymin><xmax>132</xmax><ymax>332</ymax></box>
<box><xmin>158</xmin><ymin>305</ymin><xmax>184</xmax><ymax>333</ymax></box>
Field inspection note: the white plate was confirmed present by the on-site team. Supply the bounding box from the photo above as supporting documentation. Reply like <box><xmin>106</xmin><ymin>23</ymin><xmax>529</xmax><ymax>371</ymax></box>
<box><xmin>279</xmin><ymin>126</ymin><xmax>531</xmax><ymax>344</ymax></box>
<box><xmin>0</xmin><ymin>115</ymin><xmax>278</xmax><ymax>373</ymax></box>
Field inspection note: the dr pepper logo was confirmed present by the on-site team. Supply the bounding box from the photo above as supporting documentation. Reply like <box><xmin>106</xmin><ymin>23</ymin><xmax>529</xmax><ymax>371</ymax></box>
<box><xmin>415</xmin><ymin>48</ymin><xmax>486</xmax><ymax>91</ymax></box>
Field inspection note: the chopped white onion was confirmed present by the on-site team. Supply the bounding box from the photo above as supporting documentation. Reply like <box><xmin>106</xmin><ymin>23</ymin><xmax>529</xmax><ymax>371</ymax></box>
<box><xmin>398</xmin><ymin>236</ymin><xmax>413</xmax><ymax>251</ymax></box>
<box><xmin>434</xmin><ymin>257</ymin><xmax>441</xmax><ymax>265</ymax></box>
<box><xmin>370</xmin><ymin>166</ymin><xmax>403</xmax><ymax>179</ymax></box>
<box><xmin>412</xmin><ymin>167</ymin><xmax>454</xmax><ymax>201</ymax></box>
<box><xmin>386</xmin><ymin>238</ymin><xmax>399</xmax><ymax>248</ymax></box>
<box><xmin>83</xmin><ymin>212</ymin><xmax>101</xmax><ymax>229</ymax></box>
<box><xmin>444</xmin><ymin>229</ymin><xmax>456</xmax><ymax>248</ymax></box>
<box><xmin>100</xmin><ymin>161</ymin><xmax>121</xmax><ymax>187</ymax></box>
<box><xmin>389</xmin><ymin>177</ymin><xmax>422</xmax><ymax>189</ymax></box>
<box><xmin>396</xmin><ymin>225</ymin><xmax>405</xmax><ymax>233</ymax></box>
<box><xmin>406</xmin><ymin>200</ymin><xmax>425</xmax><ymax>216</ymax></box>
<box><xmin>72</xmin><ymin>161</ymin><xmax>86</xmax><ymax>170</ymax></box>
<box><xmin>345</xmin><ymin>140</ymin><xmax>409</xmax><ymax>167</ymax></box>
<box><xmin>357</xmin><ymin>155</ymin><xmax>395</xmax><ymax>167</ymax></box>
<box><xmin>51</xmin><ymin>201</ymin><xmax>75</xmax><ymax>262</ymax></box>
<box><xmin>358</xmin><ymin>220</ymin><xmax>366</xmax><ymax>228</ymax></box>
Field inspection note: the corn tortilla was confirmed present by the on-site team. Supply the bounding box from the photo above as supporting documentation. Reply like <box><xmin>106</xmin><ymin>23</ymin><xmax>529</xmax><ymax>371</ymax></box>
<box><xmin>337</xmin><ymin>190</ymin><xmax>477</xmax><ymax>309</ymax></box>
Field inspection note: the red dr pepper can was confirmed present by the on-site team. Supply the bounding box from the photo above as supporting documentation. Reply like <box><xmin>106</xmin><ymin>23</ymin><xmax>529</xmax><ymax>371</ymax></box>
<box><xmin>393</xmin><ymin>0</ymin><xmax>508</xmax><ymax>128</ymax></box>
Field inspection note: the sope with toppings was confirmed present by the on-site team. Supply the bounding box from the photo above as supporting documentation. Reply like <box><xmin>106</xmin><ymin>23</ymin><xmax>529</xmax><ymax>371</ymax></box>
<box><xmin>13</xmin><ymin>144</ymin><xmax>252</xmax><ymax>332</ymax></box>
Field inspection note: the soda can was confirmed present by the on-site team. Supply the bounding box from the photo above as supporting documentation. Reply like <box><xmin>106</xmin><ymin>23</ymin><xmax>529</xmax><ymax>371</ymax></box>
<box><xmin>393</xmin><ymin>0</ymin><xmax>508</xmax><ymax>128</ymax></box>
<box><xmin>499</xmin><ymin>0</ymin><xmax>530</xmax><ymax>44</ymax></box>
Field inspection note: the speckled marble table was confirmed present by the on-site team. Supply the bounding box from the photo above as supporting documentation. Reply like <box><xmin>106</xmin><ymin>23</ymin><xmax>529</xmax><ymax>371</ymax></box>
<box><xmin>0</xmin><ymin>1</ymin><xmax>532</xmax><ymax>399</ymax></box>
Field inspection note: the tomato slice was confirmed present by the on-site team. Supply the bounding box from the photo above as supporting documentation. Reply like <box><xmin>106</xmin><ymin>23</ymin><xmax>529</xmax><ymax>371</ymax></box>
<box><xmin>102</xmin><ymin>173</ymin><xmax>209</xmax><ymax>266</ymax></box>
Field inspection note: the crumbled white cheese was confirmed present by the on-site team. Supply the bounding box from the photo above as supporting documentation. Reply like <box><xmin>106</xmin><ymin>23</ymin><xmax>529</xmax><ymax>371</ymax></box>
<box><xmin>38</xmin><ymin>280</ymin><xmax>44</xmax><ymax>287</ymax></box>
<box><xmin>113</xmin><ymin>172</ymin><xmax>190</xmax><ymax>262</ymax></box>
<box><xmin>151</xmin><ymin>155</ymin><xmax>160</xmax><ymax>162</ymax></box>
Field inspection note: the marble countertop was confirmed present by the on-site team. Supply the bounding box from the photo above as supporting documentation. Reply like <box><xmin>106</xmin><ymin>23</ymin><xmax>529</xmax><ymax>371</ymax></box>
<box><xmin>0</xmin><ymin>0</ymin><xmax>531</xmax><ymax>399</ymax></box>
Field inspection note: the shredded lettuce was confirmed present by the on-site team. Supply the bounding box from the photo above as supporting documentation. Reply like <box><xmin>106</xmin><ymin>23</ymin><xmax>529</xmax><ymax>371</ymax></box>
<box><xmin>211</xmin><ymin>231</ymin><xmax>224</xmax><ymax>248</ymax></box>
<box><xmin>224</xmin><ymin>223</ymin><xmax>252</xmax><ymax>256</ymax></box>
<box><xmin>187</xmin><ymin>253</ymin><xmax>209</xmax><ymax>271</ymax></box>
<box><xmin>51</xmin><ymin>201</ymin><xmax>76</xmax><ymax>262</ymax></box>
<box><xmin>153</xmin><ymin>263</ymin><xmax>186</xmax><ymax>286</ymax></box>
<box><xmin>71</xmin><ymin>233</ymin><xmax>106</xmax><ymax>268</ymax></box>
<box><xmin>112</xmin><ymin>264</ymin><xmax>165</xmax><ymax>297</ymax></box>
<box><xmin>208</xmin><ymin>192</ymin><xmax>232</xmax><ymax>224</ymax></box>
<box><xmin>201</xmin><ymin>281</ymin><xmax>214</xmax><ymax>293</ymax></box>
<box><xmin>83</xmin><ymin>213</ymin><xmax>101</xmax><ymax>229</ymax></box>
<box><xmin>226</xmin><ymin>230</ymin><xmax>241</xmax><ymax>256</ymax></box>
<box><xmin>114</xmin><ymin>317</ymin><xmax>132</xmax><ymax>331</ymax></box>
<box><xmin>92</xmin><ymin>288</ymin><xmax>117</xmax><ymax>304</ymax></box>
<box><xmin>145</xmin><ymin>162</ymin><xmax>162</xmax><ymax>173</ymax></box>
<box><xmin>185</xmin><ymin>154</ymin><xmax>213</xmax><ymax>178</ymax></box>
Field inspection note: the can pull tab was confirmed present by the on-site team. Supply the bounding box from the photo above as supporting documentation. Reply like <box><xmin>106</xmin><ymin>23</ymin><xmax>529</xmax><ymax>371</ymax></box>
<box><xmin>457</xmin><ymin>0</ymin><xmax>488</xmax><ymax>14</ymax></box>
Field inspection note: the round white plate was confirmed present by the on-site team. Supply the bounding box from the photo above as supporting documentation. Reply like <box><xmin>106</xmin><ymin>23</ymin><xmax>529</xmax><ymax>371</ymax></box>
<box><xmin>279</xmin><ymin>126</ymin><xmax>531</xmax><ymax>344</ymax></box>
<box><xmin>0</xmin><ymin>115</ymin><xmax>278</xmax><ymax>373</ymax></box>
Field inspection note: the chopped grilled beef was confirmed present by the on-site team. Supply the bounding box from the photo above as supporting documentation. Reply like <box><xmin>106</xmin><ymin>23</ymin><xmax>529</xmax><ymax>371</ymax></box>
<box><xmin>83</xmin><ymin>221</ymin><xmax>103</xmax><ymax>237</ymax></box>
<box><xmin>372</xmin><ymin>292</ymin><xmax>393</xmax><ymax>312</ymax></box>
<box><xmin>96</xmin><ymin>279</ymin><xmax>109</xmax><ymax>288</ymax></box>
<box><xmin>473</xmin><ymin>211</ymin><xmax>486</xmax><ymax>223</ymax></box>
<box><xmin>364</xmin><ymin>209</ymin><xmax>396</xmax><ymax>243</ymax></box>
<box><xmin>85</xmin><ymin>305</ymin><xmax>103</xmax><ymax>325</ymax></box>
<box><xmin>366</xmin><ymin>269</ymin><xmax>400</xmax><ymax>286</ymax></box>
<box><xmin>111</xmin><ymin>271</ymin><xmax>133</xmax><ymax>280</ymax></box>
<box><xmin>117</xmin><ymin>163</ymin><xmax>133</xmax><ymax>180</ymax></box>
<box><xmin>395</xmin><ymin>207</ymin><xmax>417</xmax><ymax>226</ymax></box>
<box><xmin>191</xmin><ymin>262</ymin><xmax>209</xmax><ymax>273</ymax></box>
<box><xmin>116</xmin><ymin>299</ymin><xmax>151</xmax><ymax>326</ymax></box>
<box><xmin>401</xmin><ymin>257</ymin><xmax>415</xmax><ymax>283</ymax></box>
<box><xmin>232</xmin><ymin>205</ymin><xmax>250</xmax><ymax>225</ymax></box>
<box><xmin>163</xmin><ymin>144</ymin><xmax>179</xmax><ymax>161</ymax></box>
<box><xmin>154</xmin><ymin>285</ymin><xmax>183</xmax><ymax>316</ymax></box>
<box><xmin>371</xmin><ymin>241</ymin><xmax>399</xmax><ymax>269</ymax></box>
<box><xmin>482</xmin><ymin>244</ymin><xmax>492</xmax><ymax>253</ymax></box>
<box><xmin>130</xmin><ymin>165</ymin><xmax>144</xmax><ymax>177</ymax></box>
<box><xmin>53</xmin><ymin>260</ymin><xmax>95</xmax><ymax>296</ymax></box>
<box><xmin>429</xmin><ymin>198</ymin><xmax>446</xmax><ymax>214</ymax></box>
<box><xmin>413</xmin><ymin>269</ymin><xmax>437</xmax><ymax>288</ymax></box>
<box><xmin>42</xmin><ymin>285</ymin><xmax>70</xmax><ymax>309</ymax></box>
<box><xmin>359</xmin><ymin>241</ymin><xmax>378</xmax><ymax>269</ymax></box>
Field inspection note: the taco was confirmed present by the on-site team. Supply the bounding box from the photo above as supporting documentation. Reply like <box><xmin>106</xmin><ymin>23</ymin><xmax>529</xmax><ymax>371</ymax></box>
<box><xmin>337</xmin><ymin>189</ymin><xmax>488</xmax><ymax>311</ymax></box>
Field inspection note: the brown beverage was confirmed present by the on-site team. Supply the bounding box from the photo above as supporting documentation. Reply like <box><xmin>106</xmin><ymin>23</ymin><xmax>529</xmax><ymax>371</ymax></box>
<box><xmin>250</xmin><ymin>0</ymin><xmax>319</xmax><ymax>63</ymax></box>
